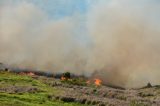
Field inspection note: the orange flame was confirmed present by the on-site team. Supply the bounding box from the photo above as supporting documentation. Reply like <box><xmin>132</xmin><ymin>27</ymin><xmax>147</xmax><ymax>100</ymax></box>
<box><xmin>94</xmin><ymin>79</ymin><xmax>102</xmax><ymax>86</ymax></box>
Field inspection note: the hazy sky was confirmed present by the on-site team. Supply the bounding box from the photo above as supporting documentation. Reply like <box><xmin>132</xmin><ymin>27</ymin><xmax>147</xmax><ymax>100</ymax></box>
<box><xmin>0</xmin><ymin>0</ymin><xmax>90</xmax><ymax>19</ymax></box>
<box><xmin>0</xmin><ymin>0</ymin><xmax>93</xmax><ymax>44</ymax></box>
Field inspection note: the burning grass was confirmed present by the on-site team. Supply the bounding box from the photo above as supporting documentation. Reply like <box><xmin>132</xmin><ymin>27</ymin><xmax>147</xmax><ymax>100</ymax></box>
<box><xmin>60</xmin><ymin>76</ymin><xmax>103</xmax><ymax>87</ymax></box>
<box><xmin>60</xmin><ymin>72</ymin><xmax>102</xmax><ymax>87</ymax></box>
<box><xmin>94</xmin><ymin>79</ymin><xmax>102</xmax><ymax>86</ymax></box>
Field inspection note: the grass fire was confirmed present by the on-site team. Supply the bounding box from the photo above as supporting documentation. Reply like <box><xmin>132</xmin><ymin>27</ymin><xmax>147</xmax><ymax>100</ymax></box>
<box><xmin>60</xmin><ymin>72</ymin><xmax>102</xmax><ymax>87</ymax></box>
<box><xmin>94</xmin><ymin>79</ymin><xmax>102</xmax><ymax>86</ymax></box>
<box><xmin>1</xmin><ymin>0</ymin><xmax>160</xmax><ymax>106</ymax></box>
<box><xmin>1</xmin><ymin>69</ymin><xmax>160</xmax><ymax>106</ymax></box>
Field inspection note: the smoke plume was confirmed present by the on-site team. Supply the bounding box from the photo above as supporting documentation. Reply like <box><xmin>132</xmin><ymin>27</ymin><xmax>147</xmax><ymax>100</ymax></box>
<box><xmin>0</xmin><ymin>2</ymin><xmax>90</xmax><ymax>74</ymax></box>
<box><xmin>0</xmin><ymin>0</ymin><xmax>160</xmax><ymax>87</ymax></box>
<box><xmin>87</xmin><ymin>0</ymin><xmax>160</xmax><ymax>87</ymax></box>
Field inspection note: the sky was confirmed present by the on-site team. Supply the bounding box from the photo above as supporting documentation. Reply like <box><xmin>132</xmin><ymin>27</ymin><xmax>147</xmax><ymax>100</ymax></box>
<box><xmin>0</xmin><ymin>0</ymin><xmax>90</xmax><ymax>19</ymax></box>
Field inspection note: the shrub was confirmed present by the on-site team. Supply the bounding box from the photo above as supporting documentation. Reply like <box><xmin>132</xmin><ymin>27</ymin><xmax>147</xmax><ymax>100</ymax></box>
<box><xmin>62</xmin><ymin>72</ymin><xmax>71</xmax><ymax>79</ymax></box>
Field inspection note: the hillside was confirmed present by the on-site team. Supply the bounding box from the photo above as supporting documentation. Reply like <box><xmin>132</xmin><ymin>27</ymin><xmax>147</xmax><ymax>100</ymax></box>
<box><xmin>0</xmin><ymin>71</ymin><xmax>160</xmax><ymax>106</ymax></box>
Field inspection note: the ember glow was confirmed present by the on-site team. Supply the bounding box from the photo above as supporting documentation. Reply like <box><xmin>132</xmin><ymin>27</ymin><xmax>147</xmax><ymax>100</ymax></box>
<box><xmin>94</xmin><ymin>79</ymin><xmax>102</xmax><ymax>86</ymax></box>
<box><xmin>61</xmin><ymin>76</ymin><xmax>66</xmax><ymax>81</ymax></box>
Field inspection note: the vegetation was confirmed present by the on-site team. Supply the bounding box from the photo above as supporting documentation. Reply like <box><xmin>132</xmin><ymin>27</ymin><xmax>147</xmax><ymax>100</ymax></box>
<box><xmin>61</xmin><ymin>72</ymin><xmax>89</xmax><ymax>86</ymax></box>
<box><xmin>61</xmin><ymin>78</ymin><xmax>87</xmax><ymax>86</ymax></box>
<box><xmin>0</xmin><ymin>71</ymin><xmax>89</xmax><ymax>106</ymax></box>
<box><xmin>62</xmin><ymin>72</ymin><xmax>71</xmax><ymax>79</ymax></box>
<box><xmin>130</xmin><ymin>100</ymin><xmax>149</xmax><ymax>106</ymax></box>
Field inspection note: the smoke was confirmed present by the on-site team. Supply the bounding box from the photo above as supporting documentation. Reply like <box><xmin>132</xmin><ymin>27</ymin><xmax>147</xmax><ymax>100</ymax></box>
<box><xmin>86</xmin><ymin>0</ymin><xmax>160</xmax><ymax>87</ymax></box>
<box><xmin>0</xmin><ymin>2</ymin><xmax>90</xmax><ymax>74</ymax></box>
<box><xmin>0</xmin><ymin>0</ymin><xmax>160</xmax><ymax>87</ymax></box>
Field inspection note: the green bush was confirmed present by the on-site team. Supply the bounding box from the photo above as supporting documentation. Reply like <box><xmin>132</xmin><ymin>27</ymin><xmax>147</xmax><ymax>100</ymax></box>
<box><xmin>61</xmin><ymin>78</ymin><xmax>87</xmax><ymax>86</ymax></box>
<box><xmin>62</xmin><ymin>72</ymin><xmax>71</xmax><ymax>79</ymax></box>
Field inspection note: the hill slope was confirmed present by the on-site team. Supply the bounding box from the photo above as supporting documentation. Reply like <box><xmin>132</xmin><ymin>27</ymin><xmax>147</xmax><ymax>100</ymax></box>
<box><xmin>0</xmin><ymin>71</ymin><xmax>88</xmax><ymax>106</ymax></box>
<box><xmin>0</xmin><ymin>71</ymin><xmax>160</xmax><ymax>106</ymax></box>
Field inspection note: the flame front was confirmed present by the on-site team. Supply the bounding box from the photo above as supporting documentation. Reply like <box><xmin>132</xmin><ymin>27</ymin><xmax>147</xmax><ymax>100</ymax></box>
<box><xmin>94</xmin><ymin>79</ymin><xmax>102</xmax><ymax>86</ymax></box>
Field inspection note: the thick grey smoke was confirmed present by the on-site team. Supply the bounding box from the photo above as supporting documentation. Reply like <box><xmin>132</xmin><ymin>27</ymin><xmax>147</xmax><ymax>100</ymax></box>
<box><xmin>0</xmin><ymin>0</ymin><xmax>160</xmax><ymax>87</ymax></box>
<box><xmin>87</xmin><ymin>0</ymin><xmax>160</xmax><ymax>87</ymax></box>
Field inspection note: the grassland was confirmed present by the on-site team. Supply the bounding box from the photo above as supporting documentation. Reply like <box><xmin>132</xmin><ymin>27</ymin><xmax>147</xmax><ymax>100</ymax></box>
<box><xmin>0</xmin><ymin>71</ymin><xmax>160</xmax><ymax>106</ymax></box>
<box><xmin>0</xmin><ymin>71</ymin><xmax>89</xmax><ymax>106</ymax></box>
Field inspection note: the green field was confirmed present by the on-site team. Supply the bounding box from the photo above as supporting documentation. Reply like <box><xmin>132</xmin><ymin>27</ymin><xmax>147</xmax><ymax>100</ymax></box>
<box><xmin>0</xmin><ymin>71</ymin><xmax>88</xmax><ymax>106</ymax></box>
